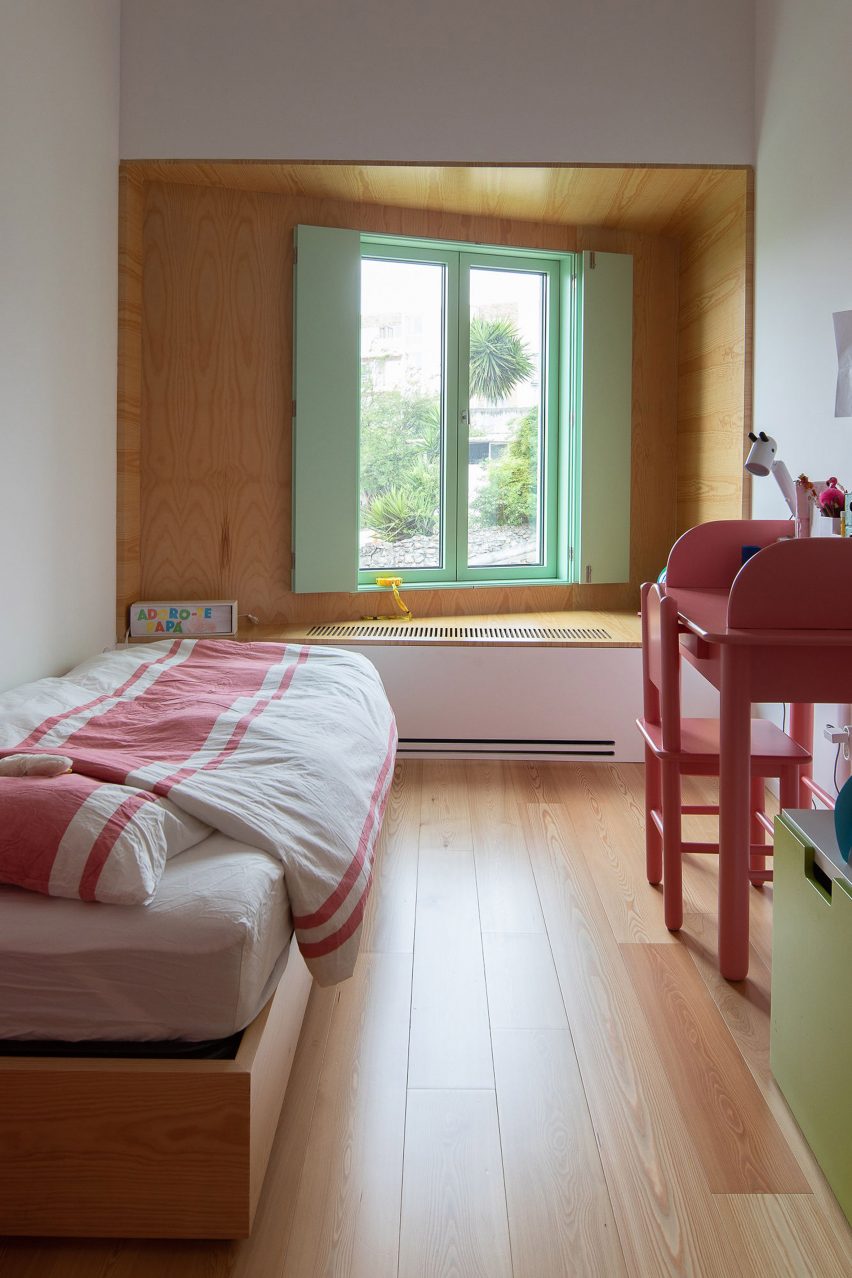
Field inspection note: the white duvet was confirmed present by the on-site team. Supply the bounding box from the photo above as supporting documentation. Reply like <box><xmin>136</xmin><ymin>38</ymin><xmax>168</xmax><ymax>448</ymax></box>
<box><xmin>0</xmin><ymin>640</ymin><xmax>397</xmax><ymax>985</ymax></box>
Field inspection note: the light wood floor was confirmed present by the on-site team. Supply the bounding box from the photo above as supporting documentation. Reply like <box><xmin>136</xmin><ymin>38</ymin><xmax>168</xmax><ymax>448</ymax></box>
<box><xmin>2</xmin><ymin>761</ymin><xmax>851</xmax><ymax>1278</ymax></box>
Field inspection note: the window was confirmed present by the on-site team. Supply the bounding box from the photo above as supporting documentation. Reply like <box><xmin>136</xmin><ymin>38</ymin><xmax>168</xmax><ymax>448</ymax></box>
<box><xmin>358</xmin><ymin>241</ymin><xmax>560</xmax><ymax>584</ymax></box>
<box><xmin>292</xmin><ymin>226</ymin><xmax>633</xmax><ymax>595</ymax></box>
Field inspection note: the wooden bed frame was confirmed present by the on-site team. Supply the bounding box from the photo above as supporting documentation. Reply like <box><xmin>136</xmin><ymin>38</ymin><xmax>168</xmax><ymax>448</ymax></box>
<box><xmin>0</xmin><ymin>944</ymin><xmax>313</xmax><ymax>1238</ymax></box>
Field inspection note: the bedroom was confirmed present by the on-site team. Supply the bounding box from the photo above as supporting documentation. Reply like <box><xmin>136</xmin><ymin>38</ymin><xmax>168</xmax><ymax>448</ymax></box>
<box><xmin>1</xmin><ymin>1</ymin><xmax>851</xmax><ymax>1274</ymax></box>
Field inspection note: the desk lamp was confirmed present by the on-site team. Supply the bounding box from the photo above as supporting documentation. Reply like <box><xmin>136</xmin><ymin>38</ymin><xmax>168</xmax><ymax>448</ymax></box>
<box><xmin>745</xmin><ymin>431</ymin><xmax>797</xmax><ymax>517</ymax></box>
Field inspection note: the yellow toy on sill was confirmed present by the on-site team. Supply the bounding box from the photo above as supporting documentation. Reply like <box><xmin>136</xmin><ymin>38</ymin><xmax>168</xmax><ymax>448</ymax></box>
<box><xmin>363</xmin><ymin>576</ymin><xmax>413</xmax><ymax>622</ymax></box>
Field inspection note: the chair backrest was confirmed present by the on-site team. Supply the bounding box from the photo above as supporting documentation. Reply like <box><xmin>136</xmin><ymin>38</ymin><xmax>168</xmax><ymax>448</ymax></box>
<box><xmin>640</xmin><ymin>581</ymin><xmax>682</xmax><ymax>752</ymax></box>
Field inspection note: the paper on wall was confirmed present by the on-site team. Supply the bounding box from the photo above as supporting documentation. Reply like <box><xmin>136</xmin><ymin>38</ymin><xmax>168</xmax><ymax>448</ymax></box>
<box><xmin>833</xmin><ymin>309</ymin><xmax>852</xmax><ymax>417</ymax></box>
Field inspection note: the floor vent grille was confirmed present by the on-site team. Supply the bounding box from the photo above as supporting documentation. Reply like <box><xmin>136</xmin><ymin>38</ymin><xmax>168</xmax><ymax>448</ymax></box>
<box><xmin>305</xmin><ymin>622</ymin><xmax>612</xmax><ymax>642</ymax></box>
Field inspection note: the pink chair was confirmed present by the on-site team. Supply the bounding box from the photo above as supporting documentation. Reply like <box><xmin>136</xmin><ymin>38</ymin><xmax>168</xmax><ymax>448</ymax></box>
<box><xmin>636</xmin><ymin>582</ymin><xmax>811</xmax><ymax>931</ymax></box>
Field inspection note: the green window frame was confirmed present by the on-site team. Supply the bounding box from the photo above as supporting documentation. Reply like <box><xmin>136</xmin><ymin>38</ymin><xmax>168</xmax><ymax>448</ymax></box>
<box><xmin>292</xmin><ymin>227</ymin><xmax>633</xmax><ymax>595</ymax></box>
<box><xmin>358</xmin><ymin>239</ymin><xmax>459</xmax><ymax>586</ymax></box>
<box><xmin>358</xmin><ymin>238</ymin><xmax>562</xmax><ymax>586</ymax></box>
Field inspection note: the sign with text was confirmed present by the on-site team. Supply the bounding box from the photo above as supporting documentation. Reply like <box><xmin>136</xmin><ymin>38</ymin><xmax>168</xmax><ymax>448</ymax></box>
<box><xmin>129</xmin><ymin>600</ymin><xmax>238</xmax><ymax>638</ymax></box>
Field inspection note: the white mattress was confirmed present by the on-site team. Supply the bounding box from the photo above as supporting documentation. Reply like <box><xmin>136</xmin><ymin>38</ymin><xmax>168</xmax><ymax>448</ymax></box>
<box><xmin>0</xmin><ymin>833</ymin><xmax>293</xmax><ymax>1042</ymax></box>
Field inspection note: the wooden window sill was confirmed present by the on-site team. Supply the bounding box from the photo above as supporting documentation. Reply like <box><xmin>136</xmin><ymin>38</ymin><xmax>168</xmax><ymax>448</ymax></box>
<box><xmin>239</xmin><ymin>610</ymin><xmax>641</xmax><ymax>649</ymax></box>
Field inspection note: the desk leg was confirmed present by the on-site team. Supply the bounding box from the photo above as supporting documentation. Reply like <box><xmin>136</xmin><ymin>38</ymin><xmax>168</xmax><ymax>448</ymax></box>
<box><xmin>719</xmin><ymin>646</ymin><xmax>751</xmax><ymax>981</ymax></box>
<box><xmin>789</xmin><ymin>702</ymin><xmax>814</xmax><ymax>807</ymax></box>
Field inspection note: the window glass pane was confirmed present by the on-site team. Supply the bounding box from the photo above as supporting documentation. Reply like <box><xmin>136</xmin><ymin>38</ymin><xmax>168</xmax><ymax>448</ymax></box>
<box><xmin>467</xmin><ymin>268</ymin><xmax>545</xmax><ymax>567</ymax></box>
<box><xmin>359</xmin><ymin>258</ymin><xmax>444</xmax><ymax>572</ymax></box>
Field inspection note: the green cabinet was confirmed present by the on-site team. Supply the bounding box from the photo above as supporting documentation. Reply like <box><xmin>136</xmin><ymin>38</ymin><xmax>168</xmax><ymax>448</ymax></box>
<box><xmin>771</xmin><ymin>810</ymin><xmax>852</xmax><ymax>1222</ymax></box>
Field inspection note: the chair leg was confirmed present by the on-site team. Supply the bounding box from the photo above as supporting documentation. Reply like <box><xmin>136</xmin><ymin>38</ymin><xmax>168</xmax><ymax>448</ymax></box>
<box><xmin>750</xmin><ymin>774</ymin><xmax>767</xmax><ymax>885</ymax></box>
<box><xmin>661</xmin><ymin>759</ymin><xmax>683</xmax><ymax>931</ymax></box>
<box><xmin>645</xmin><ymin>744</ymin><xmax>663</xmax><ymax>885</ymax></box>
<box><xmin>779</xmin><ymin>766</ymin><xmax>800</xmax><ymax>815</ymax></box>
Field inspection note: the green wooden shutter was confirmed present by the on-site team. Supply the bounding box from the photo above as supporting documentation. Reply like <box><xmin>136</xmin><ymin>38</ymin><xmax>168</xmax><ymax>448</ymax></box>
<box><xmin>574</xmin><ymin>250</ymin><xmax>633</xmax><ymax>584</ymax></box>
<box><xmin>292</xmin><ymin>225</ymin><xmax>360</xmax><ymax>593</ymax></box>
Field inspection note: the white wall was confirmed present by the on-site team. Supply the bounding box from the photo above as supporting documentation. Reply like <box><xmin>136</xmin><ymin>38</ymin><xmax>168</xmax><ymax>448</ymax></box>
<box><xmin>0</xmin><ymin>1</ymin><xmax>120</xmax><ymax>692</ymax></box>
<box><xmin>754</xmin><ymin>0</ymin><xmax>852</xmax><ymax>792</ymax></box>
<box><xmin>119</xmin><ymin>0</ymin><xmax>755</xmax><ymax>164</ymax></box>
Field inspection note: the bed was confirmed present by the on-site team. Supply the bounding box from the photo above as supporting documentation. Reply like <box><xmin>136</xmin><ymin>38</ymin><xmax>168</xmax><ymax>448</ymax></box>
<box><xmin>0</xmin><ymin>638</ymin><xmax>397</xmax><ymax>1237</ymax></box>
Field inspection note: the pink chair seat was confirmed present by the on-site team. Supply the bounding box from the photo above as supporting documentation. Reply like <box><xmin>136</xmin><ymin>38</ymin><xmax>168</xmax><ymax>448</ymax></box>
<box><xmin>636</xmin><ymin>716</ymin><xmax>812</xmax><ymax>766</ymax></box>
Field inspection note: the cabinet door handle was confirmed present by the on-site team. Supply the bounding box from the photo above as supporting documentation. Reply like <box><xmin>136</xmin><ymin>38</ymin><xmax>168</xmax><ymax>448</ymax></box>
<box><xmin>805</xmin><ymin>847</ymin><xmax>833</xmax><ymax>903</ymax></box>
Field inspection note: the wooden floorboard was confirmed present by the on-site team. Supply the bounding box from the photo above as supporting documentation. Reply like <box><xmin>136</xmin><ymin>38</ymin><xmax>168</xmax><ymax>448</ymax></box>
<box><xmin>560</xmin><ymin>764</ymin><xmax>680</xmax><ymax>944</ymax></box>
<box><xmin>408</xmin><ymin>832</ymin><xmax>493</xmax><ymax>1090</ymax></box>
<box><xmin>2</xmin><ymin>760</ymin><xmax>851</xmax><ymax>1277</ymax></box>
<box><xmin>620</xmin><ymin>943</ymin><xmax>809</xmax><ymax>1195</ymax></box>
<box><xmin>399</xmin><ymin>1089</ymin><xmax>513</xmax><ymax>1278</ymax></box>
<box><xmin>361</xmin><ymin>759</ymin><xmax>421</xmax><ymax>955</ymax></box>
<box><xmin>521</xmin><ymin>799</ymin><xmax>745</xmax><ymax>1277</ymax></box>
<box><xmin>715</xmin><ymin>1195</ymin><xmax>852</xmax><ymax>1278</ymax></box>
<box><xmin>482</xmin><ymin>932</ymin><xmax>567</xmax><ymax>1031</ymax></box>
<box><xmin>493</xmin><ymin>1027</ymin><xmax>628</xmax><ymax>1278</ymax></box>
<box><xmin>281</xmin><ymin>955</ymin><xmax>411</xmax><ymax>1278</ymax></box>
<box><xmin>468</xmin><ymin>761</ymin><xmax>545</xmax><ymax>935</ymax></box>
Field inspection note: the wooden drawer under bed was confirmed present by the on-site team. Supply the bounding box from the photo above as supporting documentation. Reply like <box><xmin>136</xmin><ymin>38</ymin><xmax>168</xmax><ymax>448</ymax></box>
<box><xmin>0</xmin><ymin>944</ymin><xmax>312</xmax><ymax>1239</ymax></box>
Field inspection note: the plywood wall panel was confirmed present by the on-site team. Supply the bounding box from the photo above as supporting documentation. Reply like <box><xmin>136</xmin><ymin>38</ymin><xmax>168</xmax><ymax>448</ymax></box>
<box><xmin>116</xmin><ymin>170</ymin><xmax>145</xmax><ymax>636</ymax></box>
<box><xmin>128</xmin><ymin>162</ymin><xmax>746</xmax><ymax>240</ymax></box>
<box><xmin>675</xmin><ymin>180</ymin><xmax>749</xmax><ymax>533</ymax></box>
<box><xmin>141</xmin><ymin>184</ymin><xmax>291</xmax><ymax>613</ymax></box>
<box><xmin>136</xmin><ymin>181</ymin><xmax>680</xmax><ymax>627</ymax></box>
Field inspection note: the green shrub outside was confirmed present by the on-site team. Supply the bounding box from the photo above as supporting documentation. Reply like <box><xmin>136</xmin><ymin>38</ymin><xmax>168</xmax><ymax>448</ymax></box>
<box><xmin>360</xmin><ymin>373</ymin><xmax>441</xmax><ymax>542</ymax></box>
<box><xmin>472</xmin><ymin>409</ymin><xmax>538</xmax><ymax>530</ymax></box>
<box><xmin>360</xmin><ymin>317</ymin><xmax>535</xmax><ymax>544</ymax></box>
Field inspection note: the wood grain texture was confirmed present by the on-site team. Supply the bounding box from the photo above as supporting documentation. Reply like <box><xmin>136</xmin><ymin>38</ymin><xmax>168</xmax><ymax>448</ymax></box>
<box><xmin>408</xmin><ymin>833</ymin><xmax>493</xmax><ymax>1089</ymax></box>
<box><xmin>509</xmin><ymin>759</ymin><xmax>567</xmax><ymax>806</ymax></box>
<box><xmin>245</xmin><ymin>948</ymin><xmax>314</xmax><ymax>1220</ymax></box>
<box><xmin>620</xmin><ymin>943</ymin><xmax>809</xmax><ymax>1195</ymax></box>
<box><xmin>482</xmin><ymin>933</ymin><xmax>567</xmax><ymax>1030</ymax></box>
<box><xmin>419</xmin><ymin>756</ymin><xmax>473</xmax><ymax>828</ymax></box>
<box><xmin>398</xmin><ymin>1089</ymin><xmax>513</xmax><ymax>1278</ymax></box>
<box><xmin>559</xmin><ymin>763</ymin><xmax>679</xmax><ymax>944</ymax></box>
<box><xmin>281</xmin><ymin>954</ymin><xmax>411</xmax><ymax>1278</ymax></box>
<box><xmin>465</xmin><ymin>759</ymin><xmax>546</xmax><ymax>934</ymax></box>
<box><xmin>244</xmin><ymin>608</ymin><xmax>643</xmax><ymax>647</ymax></box>
<box><xmin>0</xmin><ymin>950</ymin><xmax>310</xmax><ymax>1241</ymax></box>
<box><xmin>128</xmin><ymin>179</ymin><xmax>685</xmax><ymax>632</ymax></box>
<box><xmin>116</xmin><ymin>166</ymin><xmax>145</xmax><ymax>637</ymax></box>
<box><xmin>3</xmin><ymin>762</ymin><xmax>852</xmax><ymax>1277</ymax></box>
<box><xmin>521</xmin><ymin>799</ymin><xmax>745</xmax><ymax>1277</ymax></box>
<box><xmin>125</xmin><ymin>162</ymin><xmax>747</xmax><ymax>238</ymax></box>
<box><xmin>228</xmin><ymin>982</ymin><xmax>338</xmax><ymax>1278</ymax></box>
<box><xmin>493</xmin><ymin>1028</ymin><xmax>628</xmax><ymax>1278</ymax></box>
<box><xmin>716</xmin><ymin>1194</ymin><xmax>852</xmax><ymax>1278</ymax></box>
<box><xmin>681</xmin><ymin>910</ymin><xmax>852</xmax><ymax>1229</ymax></box>
<box><xmin>0</xmin><ymin>984</ymin><xmax>338</xmax><ymax>1278</ymax></box>
<box><xmin>676</xmin><ymin>180</ymin><xmax>750</xmax><ymax>532</ymax></box>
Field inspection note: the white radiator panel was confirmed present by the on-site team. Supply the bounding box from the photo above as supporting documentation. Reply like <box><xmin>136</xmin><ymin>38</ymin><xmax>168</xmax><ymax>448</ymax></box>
<box><xmin>346</xmin><ymin>645</ymin><xmax>642</xmax><ymax>760</ymax></box>
<box><xmin>342</xmin><ymin>644</ymin><xmax>721</xmax><ymax>761</ymax></box>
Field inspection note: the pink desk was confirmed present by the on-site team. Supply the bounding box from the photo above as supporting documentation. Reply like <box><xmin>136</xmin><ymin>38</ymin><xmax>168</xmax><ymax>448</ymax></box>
<box><xmin>663</xmin><ymin>520</ymin><xmax>852</xmax><ymax>980</ymax></box>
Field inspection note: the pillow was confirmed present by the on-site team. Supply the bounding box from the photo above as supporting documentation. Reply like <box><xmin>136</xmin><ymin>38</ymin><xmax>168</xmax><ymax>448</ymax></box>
<box><xmin>0</xmin><ymin>678</ymin><xmax>93</xmax><ymax>751</ymax></box>
<box><xmin>0</xmin><ymin>774</ymin><xmax>211</xmax><ymax>905</ymax></box>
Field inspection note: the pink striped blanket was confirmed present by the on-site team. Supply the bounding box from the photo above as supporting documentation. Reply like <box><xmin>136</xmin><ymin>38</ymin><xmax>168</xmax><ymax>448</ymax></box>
<box><xmin>0</xmin><ymin>640</ymin><xmax>397</xmax><ymax>985</ymax></box>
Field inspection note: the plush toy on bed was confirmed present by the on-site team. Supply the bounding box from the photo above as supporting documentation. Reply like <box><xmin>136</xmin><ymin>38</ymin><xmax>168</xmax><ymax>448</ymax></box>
<box><xmin>0</xmin><ymin>754</ymin><xmax>73</xmax><ymax>778</ymax></box>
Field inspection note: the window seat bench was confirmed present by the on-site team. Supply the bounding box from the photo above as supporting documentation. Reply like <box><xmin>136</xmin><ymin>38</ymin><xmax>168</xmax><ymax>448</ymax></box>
<box><xmin>240</xmin><ymin>609</ymin><xmax>641</xmax><ymax>649</ymax></box>
<box><xmin>240</xmin><ymin>611</ymin><xmax>645</xmax><ymax>761</ymax></box>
